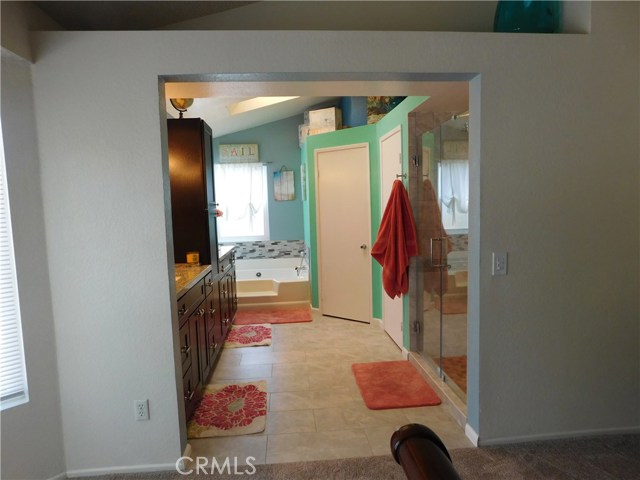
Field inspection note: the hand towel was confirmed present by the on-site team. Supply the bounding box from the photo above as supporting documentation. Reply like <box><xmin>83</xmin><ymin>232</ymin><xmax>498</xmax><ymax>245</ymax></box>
<box><xmin>371</xmin><ymin>180</ymin><xmax>418</xmax><ymax>298</ymax></box>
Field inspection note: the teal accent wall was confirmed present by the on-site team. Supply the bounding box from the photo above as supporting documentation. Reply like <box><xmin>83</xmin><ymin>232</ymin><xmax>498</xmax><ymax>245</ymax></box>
<box><xmin>302</xmin><ymin>125</ymin><xmax>378</xmax><ymax>309</ymax></box>
<box><xmin>213</xmin><ymin>114</ymin><xmax>304</xmax><ymax>241</ymax></box>
<box><xmin>302</xmin><ymin>96</ymin><xmax>429</xmax><ymax>345</ymax></box>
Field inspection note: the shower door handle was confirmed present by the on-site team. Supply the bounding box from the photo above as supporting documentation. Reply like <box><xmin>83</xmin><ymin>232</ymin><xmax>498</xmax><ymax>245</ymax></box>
<box><xmin>430</xmin><ymin>237</ymin><xmax>448</xmax><ymax>268</ymax></box>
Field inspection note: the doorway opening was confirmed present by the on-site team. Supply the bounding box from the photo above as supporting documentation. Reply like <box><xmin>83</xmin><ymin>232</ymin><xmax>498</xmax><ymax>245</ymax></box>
<box><xmin>160</xmin><ymin>73</ymin><xmax>479</xmax><ymax>452</ymax></box>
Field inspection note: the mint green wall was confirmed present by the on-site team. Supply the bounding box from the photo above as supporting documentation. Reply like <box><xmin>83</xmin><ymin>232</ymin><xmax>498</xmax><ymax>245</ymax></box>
<box><xmin>302</xmin><ymin>125</ymin><xmax>378</xmax><ymax>309</ymax></box>
<box><xmin>213</xmin><ymin>114</ymin><xmax>304</xmax><ymax>241</ymax></box>
<box><xmin>302</xmin><ymin>97</ymin><xmax>429</xmax><ymax>342</ymax></box>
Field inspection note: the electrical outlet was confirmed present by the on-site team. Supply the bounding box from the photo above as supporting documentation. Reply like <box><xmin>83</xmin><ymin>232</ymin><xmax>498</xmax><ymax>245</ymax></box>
<box><xmin>135</xmin><ymin>399</ymin><xmax>149</xmax><ymax>421</ymax></box>
<box><xmin>492</xmin><ymin>252</ymin><xmax>508</xmax><ymax>276</ymax></box>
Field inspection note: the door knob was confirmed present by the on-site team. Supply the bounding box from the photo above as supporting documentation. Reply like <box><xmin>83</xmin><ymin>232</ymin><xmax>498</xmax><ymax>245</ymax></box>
<box><xmin>360</xmin><ymin>244</ymin><xmax>367</xmax><ymax>250</ymax></box>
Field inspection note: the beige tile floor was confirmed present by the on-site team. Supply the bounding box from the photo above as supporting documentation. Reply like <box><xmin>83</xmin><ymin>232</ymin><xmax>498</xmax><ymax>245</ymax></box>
<box><xmin>188</xmin><ymin>310</ymin><xmax>472</xmax><ymax>465</ymax></box>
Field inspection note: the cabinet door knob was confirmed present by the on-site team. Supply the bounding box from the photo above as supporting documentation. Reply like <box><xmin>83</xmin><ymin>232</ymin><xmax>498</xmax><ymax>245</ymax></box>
<box><xmin>181</xmin><ymin>345</ymin><xmax>191</xmax><ymax>355</ymax></box>
<box><xmin>185</xmin><ymin>390</ymin><xmax>195</xmax><ymax>401</ymax></box>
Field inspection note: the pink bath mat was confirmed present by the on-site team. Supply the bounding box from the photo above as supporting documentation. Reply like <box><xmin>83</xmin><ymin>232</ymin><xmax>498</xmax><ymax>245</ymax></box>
<box><xmin>352</xmin><ymin>360</ymin><xmax>441</xmax><ymax>410</ymax></box>
<box><xmin>234</xmin><ymin>308</ymin><xmax>312</xmax><ymax>325</ymax></box>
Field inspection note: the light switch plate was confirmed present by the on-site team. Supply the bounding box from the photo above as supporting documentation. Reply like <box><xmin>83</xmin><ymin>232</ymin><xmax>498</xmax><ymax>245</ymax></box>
<box><xmin>492</xmin><ymin>252</ymin><xmax>508</xmax><ymax>276</ymax></box>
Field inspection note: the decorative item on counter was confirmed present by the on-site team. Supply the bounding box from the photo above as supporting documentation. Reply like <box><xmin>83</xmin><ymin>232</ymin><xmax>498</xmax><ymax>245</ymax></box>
<box><xmin>169</xmin><ymin>98</ymin><xmax>193</xmax><ymax>119</ymax></box>
<box><xmin>493</xmin><ymin>0</ymin><xmax>561</xmax><ymax>33</ymax></box>
<box><xmin>186</xmin><ymin>251</ymin><xmax>200</xmax><ymax>265</ymax></box>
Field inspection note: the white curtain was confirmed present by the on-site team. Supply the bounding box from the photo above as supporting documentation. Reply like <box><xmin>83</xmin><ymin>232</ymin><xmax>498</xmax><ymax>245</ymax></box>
<box><xmin>439</xmin><ymin>160</ymin><xmax>469</xmax><ymax>225</ymax></box>
<box><xmin>214</xmin><ymin>163</ymin><xmax>267</xmax><ymax>239</ymax></box>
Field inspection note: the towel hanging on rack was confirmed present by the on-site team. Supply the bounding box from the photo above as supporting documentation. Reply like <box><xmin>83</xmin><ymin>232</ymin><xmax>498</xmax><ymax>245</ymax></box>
<box><xmin>371</xmin><ymin>180</ymin><xmax>418</xmax><ymax>298</ymax></box>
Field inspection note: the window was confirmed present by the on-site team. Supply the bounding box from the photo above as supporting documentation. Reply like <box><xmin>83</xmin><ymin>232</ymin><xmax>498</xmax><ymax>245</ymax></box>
<box><xmin>0</xmin><ymin>120</ymin><xmax>28</xmax><ymax>411</ymax></box>
<box><xmin>438</xmin><ymin>159</ymin><xmax>469</xmax><ymax>233</ymax></box>
<box><xmin>214</xmin><ymin>163</ymin><xmax>269</xmax><ymax>242</ymax></box>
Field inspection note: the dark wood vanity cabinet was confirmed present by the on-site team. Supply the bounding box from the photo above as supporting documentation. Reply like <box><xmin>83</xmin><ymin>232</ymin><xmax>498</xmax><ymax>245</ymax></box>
<box><xmin>177</xmin><ymin>276</ymin><xmax>207</xmax><ymax>420</ymax></box>
<box><xmin>218</xmin><ymin>250</ymin><xmax>238</xmax><ymax>338</ymax></box>
<box><xmin>176</xmin><ymin>250</ymin><xmax>237</xmax><ymax>421</ymax></box>
<box><xmin>168</xmin><ymin>118</ymin><xmax>219</xmax><ymax>273</ymax></box>
<box><xmin>170</xmin><ymin>118</ymin><xmax>238</xmax><ymax>421</ymax></box>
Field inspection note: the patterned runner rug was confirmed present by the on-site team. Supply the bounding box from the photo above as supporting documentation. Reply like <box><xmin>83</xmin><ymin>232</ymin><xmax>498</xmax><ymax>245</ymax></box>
<box><xmin>187</xmin><ymin>381</ymin><xmax>267</xmax><ymax>438</ymax></box>
<box><xmin>224</xmin><ymin>324</ymin><xmax>272</xmax><ymax>348</ymax></box>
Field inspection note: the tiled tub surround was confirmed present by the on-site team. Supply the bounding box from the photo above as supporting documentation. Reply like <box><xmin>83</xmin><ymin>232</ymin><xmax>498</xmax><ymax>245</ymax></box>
<box><xmin>220</xmin><ymin>240</ymin><xmax>307</xmax><ymax>260</ymax></box>
<box><xmin>188</xmin><ymin>311</ymin><xmax>472</xmax><ymax>465</ymax></box>
<box><xmin>448</xmin><ymin>234</ymin><xmax>468</xmax><ymax>252</ymax></box>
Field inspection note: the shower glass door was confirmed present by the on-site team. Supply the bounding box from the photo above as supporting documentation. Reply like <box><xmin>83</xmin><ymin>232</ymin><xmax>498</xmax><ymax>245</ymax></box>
<box><xmin>410</xmin><ymin>107</ymin><xmax>468</xmax><ymax>402</ymax></box>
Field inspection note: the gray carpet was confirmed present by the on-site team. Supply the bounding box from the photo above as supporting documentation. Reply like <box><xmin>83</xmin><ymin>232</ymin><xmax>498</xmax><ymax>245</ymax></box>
<box><xmin>77</xmin><ymin>434</ymin><xmax>639</xmax><ymax>479</ymax></box>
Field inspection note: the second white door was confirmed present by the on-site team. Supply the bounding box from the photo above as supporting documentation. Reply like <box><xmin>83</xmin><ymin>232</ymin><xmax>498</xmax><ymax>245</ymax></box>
<box><xmin>379</xmin><ymin>126</ymin><xmax>404</xmax><ymax>348</ymax></box>
<box><xmin>316</xmin><ymin>143</ymin><xmax>372</xmax><ymax>323</ymax></box>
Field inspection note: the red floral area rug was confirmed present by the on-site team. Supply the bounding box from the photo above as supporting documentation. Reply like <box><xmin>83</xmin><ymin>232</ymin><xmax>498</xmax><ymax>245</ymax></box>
<box><xmin>234</xmin><ymin>308</ymin><xmax>313</xmax><ymax>325</ymax></box>
<box><xmin>187</xmin><ymin>381</ymin><xmax>267</xmax><ymax>438</ymax></box>
<box><xmin>352</xmin><ymin>360</ymin><xmax>441</xmax><ymax>410</ymax></box>
<box><xmin>224</xmin><ymin>324</ymin><xmax>272</xmax><ymax>348</ymax></box>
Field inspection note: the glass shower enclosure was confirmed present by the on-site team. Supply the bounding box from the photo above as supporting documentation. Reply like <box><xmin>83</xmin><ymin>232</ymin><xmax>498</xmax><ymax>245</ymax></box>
<box><xmin>408</xmin><ymin>105</ymin><xmax>469</xmax><ymax>403</ymax></box>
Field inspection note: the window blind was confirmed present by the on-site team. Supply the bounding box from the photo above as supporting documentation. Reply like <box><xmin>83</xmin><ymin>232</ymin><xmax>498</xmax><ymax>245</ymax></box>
<box><xmin>0</xmin><ymin>124</ymin><xmax>28</xmax><ymax>410</ymax></box>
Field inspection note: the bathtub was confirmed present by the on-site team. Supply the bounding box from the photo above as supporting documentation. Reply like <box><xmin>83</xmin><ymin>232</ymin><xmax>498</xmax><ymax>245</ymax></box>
<box><xmin>447</xmin><ymin>250</ymin><xmax>468</xmax><ymax>273</ymax></box>
<box><xmin>235</xmin><ymin>258</ymin><xmax>310</xmax><ymax>309</ymax></box>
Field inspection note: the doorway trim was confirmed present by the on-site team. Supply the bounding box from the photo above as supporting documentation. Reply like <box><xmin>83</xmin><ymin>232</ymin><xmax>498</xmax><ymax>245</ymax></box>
<box><xmin>159</xmin><ymin>72</ymin><xmax>480</xmax><ymax>451</ymax></box>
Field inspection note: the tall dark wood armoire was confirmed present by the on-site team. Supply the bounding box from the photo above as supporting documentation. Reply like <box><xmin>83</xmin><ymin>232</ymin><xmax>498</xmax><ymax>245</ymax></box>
<box><xmin>168</xmin><ymin>118</ymin><xmax>219</xmax><ymax>273</ymax></box>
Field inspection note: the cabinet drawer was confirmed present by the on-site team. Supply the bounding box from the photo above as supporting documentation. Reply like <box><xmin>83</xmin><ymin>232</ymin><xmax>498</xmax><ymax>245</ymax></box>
<box><xmin>204</xmin><ymin>272</ymin><xmax>214</xmax><ymax>296</ymax></box>
<box><xmin>177</xmin><ymin>278</ymin><xmax>205</xmax><ymax>324</ymax></box>
<box><xmin>182</xmin><ymin>365</ymin><xmax>198</xmax><ymax>420</ymax></box>
<box><xmin>178</xmin><ymin>320</ymin><xmax>192</xmax><ymax>373</ymax></box>
<box><xmin>218</xmin><ymin>254</ymin><xmax>233</xmax><ymax>275</ymax></box>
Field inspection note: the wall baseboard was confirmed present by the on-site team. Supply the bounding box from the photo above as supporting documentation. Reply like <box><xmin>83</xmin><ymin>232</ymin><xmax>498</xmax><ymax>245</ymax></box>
<box><xmin>401</xmin><ymin>347</ymin><xmax>410</xmax><ymax>359</ymax></box>
<box><xmin>46</xmin><ymin>472</ymin><xmax>67</xmax><ymax>480</ymax></box>
<box><xmin>478</xmin><ymin>425</ymin><xmax>640</xmax><ymax>447</ymax></box>
<box><xmin>370</xmin><ymin>317</ymin><xmax>382</xmax><ymax>328</ymax></box>
<box><xmin>66</xmin><ymin>463</ymin><xmax>176</xmax><ymax>478</ymax></box>
<box><xmin>465</xmin><ymin>423</ymin><xmax>479</xmax><ymax>446</ymax></box>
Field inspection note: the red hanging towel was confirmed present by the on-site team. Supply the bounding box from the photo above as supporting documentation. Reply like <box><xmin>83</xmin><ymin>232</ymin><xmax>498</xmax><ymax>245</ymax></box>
<box><xmin>371</xmin><ymin>180</ymin><xmax>418</xmax><ymax>298</ymax></box>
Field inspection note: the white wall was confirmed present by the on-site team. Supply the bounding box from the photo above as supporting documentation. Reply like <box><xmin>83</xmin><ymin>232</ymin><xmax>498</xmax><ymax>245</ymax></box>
<box><xmin>0</xmin><ymin>50</ymin><xmax>66</xmax><ymax>480</ymax></box>
<box><xmin>0</xmin><ymin>1</ymin><xmax>61</xmax><ymax>61</ymax></box>
<box><xmin>21</xmin><ymin>1</ymin><xmax>639</xmax><ymax>473</ymax></box>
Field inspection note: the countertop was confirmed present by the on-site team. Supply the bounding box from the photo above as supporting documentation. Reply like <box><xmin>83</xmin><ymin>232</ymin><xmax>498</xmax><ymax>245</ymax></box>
<box><xmin>218</xmin><ymin>245</ymin><xmax>234</xmax><ymax>259</ymax></box>
<box><xmin>175</xmin><ymin>263</ymin><xmax>211</xmax><ymax>298</ymax></box>
<box><xmin>175</xmin><ymin>246</ymin><xmax>235</xmax><ymax>297</ymax></box>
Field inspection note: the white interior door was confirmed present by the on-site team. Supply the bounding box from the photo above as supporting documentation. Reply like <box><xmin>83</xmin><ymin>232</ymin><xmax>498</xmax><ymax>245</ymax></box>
<box><xmin>316</xmin><ymin>143</ymin><xmax>372</xmax><ymax>323</ymax></box>
<box><xmin>379</xmin><ymin>126</ymin><xmax>404</xmax><ymax>348</ymax></box>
